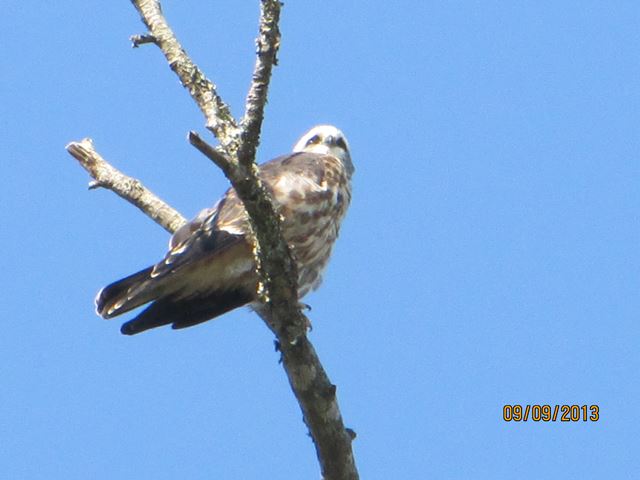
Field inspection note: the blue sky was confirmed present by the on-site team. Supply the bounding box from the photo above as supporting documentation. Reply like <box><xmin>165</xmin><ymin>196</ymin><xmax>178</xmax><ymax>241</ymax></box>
<box><xmin>1</xmin><ymin>1</ymin><xmax>638</xmax><ymax>478</ymax></box>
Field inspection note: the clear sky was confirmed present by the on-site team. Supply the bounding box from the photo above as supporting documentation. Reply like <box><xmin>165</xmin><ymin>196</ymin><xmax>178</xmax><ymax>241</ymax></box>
<box><xmin>1</xmin><ymin>1</ymin><xmax>638</xmax><ymax>479</ymax></box>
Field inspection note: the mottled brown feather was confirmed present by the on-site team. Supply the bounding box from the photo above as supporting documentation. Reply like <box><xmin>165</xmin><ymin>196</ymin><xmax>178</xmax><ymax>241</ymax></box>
<box><xmin>96</xmin><ymin>149</ymin><xmax>352</xmax><ymax>334</ymax></box>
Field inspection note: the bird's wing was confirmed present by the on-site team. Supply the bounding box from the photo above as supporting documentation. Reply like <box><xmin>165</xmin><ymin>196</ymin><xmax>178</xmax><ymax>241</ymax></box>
<box><xmin>169</xmin><ymin>204</ymin><xmax>217</xmax><ymax>250</ymax></box>
<box><xmin>97</xmin><ymin>196</ymin><xmax>252</xmax><ymax>320</ymax></box>
<box><xmin>152</xmin><ymin>197</ymin><xmax>247</xmax><ymax>279</ymax></box>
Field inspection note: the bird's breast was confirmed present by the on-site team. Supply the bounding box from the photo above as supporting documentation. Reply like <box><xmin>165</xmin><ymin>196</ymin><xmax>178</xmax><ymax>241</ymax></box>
<box><xmin>280</xmin><ymin>185</ymin><xmax>351</xmax><ymax>298</ymax></box>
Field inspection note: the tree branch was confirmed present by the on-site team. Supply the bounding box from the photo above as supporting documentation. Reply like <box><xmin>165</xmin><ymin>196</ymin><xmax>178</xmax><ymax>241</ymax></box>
<box><xmin>237</xmin><ymin>0</ymin><xmax>281</xmax><ymax>168</ymax></box>
<box><xmin>66</xmin><ymin>138</ymin><xmax>186</xmax><ymax>234</ymax></box>
<box><xmin>188</xmin><ymin>131</ymin><xmax>235</xmax><ymax>177</ymax></box>
<box><xmin>274</xmin><ymin>323</ymin><xmax>359</xmax><ymax>480</ymax></box>
<box><xmin>130</xmin><ymin>0</ymin><xmax>239</xmax><ymax>150</ymax></box>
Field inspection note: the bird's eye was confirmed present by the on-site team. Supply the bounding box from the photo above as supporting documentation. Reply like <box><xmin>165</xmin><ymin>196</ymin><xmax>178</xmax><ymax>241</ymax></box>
<box><xmin>335</xmin><ymin>137</ymin><xmax>347</xmax><ymax>150</ymax></box>
<box><xmin>306</xmin><ymin>134</ymin><xmax>321</xmax><ymax>146</ymax></box>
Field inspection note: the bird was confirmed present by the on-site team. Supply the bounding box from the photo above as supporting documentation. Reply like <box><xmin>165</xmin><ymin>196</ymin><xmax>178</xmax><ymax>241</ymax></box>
<box><xmin>95</xmin><ymin>125</ymin><xmax>354</xmax><ymax>335</ymax></box>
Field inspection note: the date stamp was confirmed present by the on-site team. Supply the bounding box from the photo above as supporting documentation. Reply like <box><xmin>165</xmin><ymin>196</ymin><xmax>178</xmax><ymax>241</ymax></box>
<box><xmin>503</xmin><ymin>404</ymin><xmax>599</xmax><ymax>422</ymax></box>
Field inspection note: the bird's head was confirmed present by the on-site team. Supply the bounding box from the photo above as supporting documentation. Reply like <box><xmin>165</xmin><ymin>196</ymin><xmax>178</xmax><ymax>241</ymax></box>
<box><xmin>293</xmin><ymin>125</ymin><xmax>354</xmax><ymax>176</ymax></box>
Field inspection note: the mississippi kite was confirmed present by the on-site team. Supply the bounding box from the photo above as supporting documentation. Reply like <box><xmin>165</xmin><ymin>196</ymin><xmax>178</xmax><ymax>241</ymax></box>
<box><xmin>95</xmin><ymin>125</ymin><xmax>354</xmax><ymax>335</ymax></box>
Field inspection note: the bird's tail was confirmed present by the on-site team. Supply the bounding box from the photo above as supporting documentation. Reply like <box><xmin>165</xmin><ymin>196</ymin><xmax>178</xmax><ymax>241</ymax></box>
<box><xmin>119</xmin><ymin>288</ymin><xmax>253</xmax><ymax>335</ymax></box>
<box><xmin>95</xmin><ymin>266</ymin><xmax>158</xmax><ymax>319</ymax></box>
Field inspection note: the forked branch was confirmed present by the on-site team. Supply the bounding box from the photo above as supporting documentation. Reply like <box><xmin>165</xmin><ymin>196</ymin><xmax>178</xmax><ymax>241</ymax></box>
<box><xmin>68</xmin><ymin>2</ymin><xmax>359</xmax><ymax>479</ymax></box>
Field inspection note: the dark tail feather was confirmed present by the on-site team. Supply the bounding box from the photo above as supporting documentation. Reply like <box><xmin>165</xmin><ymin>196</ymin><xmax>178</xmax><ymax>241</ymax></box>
<box><xmin>120</xmin><ymin>288</ymin><xmax>253</xmax><ymax>335</ymax></box>
<box><xmin>95</xmin><ymin>266</ymin><xmax>154</xmax><ymax>319</ymax></box>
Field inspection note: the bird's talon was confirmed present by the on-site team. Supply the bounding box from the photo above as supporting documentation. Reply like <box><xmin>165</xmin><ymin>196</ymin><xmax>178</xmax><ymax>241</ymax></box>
<box><xmin>299</xmin><ymin>302</ymin><xmax>312</xmax><ymax>312</ymax></box>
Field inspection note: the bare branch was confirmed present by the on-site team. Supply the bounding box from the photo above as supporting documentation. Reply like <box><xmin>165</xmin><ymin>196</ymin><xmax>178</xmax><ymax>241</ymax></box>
<box><xmin>66</xmin><ymin>138</ymin><xmax>186</xmax><ymax>234</ymax></box>
<box><xmin>188</xmin><ymin>131</ymin><xmax>235</xmax><ymax>177</ymax></box>
<box><xmin>130</xmin><ymin>0</ymin><xmax>239</xmax><ymax>149</ymax></box>
<box><xmin>261</xmin><ymin>312</ymin><xmax>360</xmax><ymax>480</ymax></box>
<box><xmin>237</xmin><ymin>0</ymin><xmax>282</xmax><ymax>168</ymax></box>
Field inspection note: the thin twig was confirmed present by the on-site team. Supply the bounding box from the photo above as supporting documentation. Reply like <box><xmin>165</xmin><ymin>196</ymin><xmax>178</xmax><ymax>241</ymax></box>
<box><xmin>66</xmin><ymin>139</ymin><xmax>186</xmax><ymax>234</ymax></box>
<box><xmin>188</xmin><ymin>131</ymin><xmax>235</xmax><ymax>177</ymax></box>
<box><xmin>130</xmin><ymin>33</ymin><xmax>157</xmax><ymax>47</ymax></box>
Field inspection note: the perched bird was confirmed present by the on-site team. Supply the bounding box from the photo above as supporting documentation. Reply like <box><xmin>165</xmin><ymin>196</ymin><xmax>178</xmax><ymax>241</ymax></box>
<box><xmin>95</xmin><ymin>125</ymin><xmax>354</xmax><ymax>335</ymax></box>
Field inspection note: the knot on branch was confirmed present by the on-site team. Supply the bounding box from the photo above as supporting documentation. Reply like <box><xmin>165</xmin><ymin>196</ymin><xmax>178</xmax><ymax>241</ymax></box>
<box><xmin>130</xmin><ymin>33</ymin><xmax>157</xmax><ymax>47</ymax></box>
